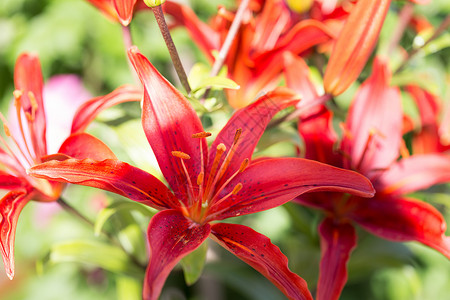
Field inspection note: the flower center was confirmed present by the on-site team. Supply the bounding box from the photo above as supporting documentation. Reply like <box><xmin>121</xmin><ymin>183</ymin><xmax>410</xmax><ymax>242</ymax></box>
<box><xmin>171</xmin><ymin>129</ymin><xmax>248</xmax><ymax>223</ymax></box>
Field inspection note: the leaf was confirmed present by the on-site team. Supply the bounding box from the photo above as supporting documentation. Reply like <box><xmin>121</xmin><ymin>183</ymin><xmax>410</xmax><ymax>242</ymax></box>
<box><xmin>117</xmin><ymin>275</ymin><xmax>143</xmax><ymax>300</ymax></box>
<box><xmin>94</xmin><ymin>201</ymin><xmax>156</xmax><ymax>236</ymax></box>
<box><xmin>44</xmin><ymin>240</ymin><xmax>144</xmax><ymax>277</ymax></box>
<box><xmin>180</xmin><ymin>240</ymin><xmax>209</xmax><ymax>286</ymax></box>
<box><xmin>191</xmin><ymin>76</ymin><xmax>240</xmax><ymax>93</ymax></box>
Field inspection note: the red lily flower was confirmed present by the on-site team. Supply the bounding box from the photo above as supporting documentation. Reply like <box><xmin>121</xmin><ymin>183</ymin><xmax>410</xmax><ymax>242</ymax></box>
<box><xmin>29</xmin><ymin>47</ymin><xmax>374</xmax><ymax>300</ymax></box>
<box><xmin>163</xmin><ymin>0</ymin><xmax>334</xmax><ymax>108</ymax></box>
<box><xmin>405</xmin><ymin>85</ymin><xmax>450</xmax><ymax>154</ymax></box>
<box><xmin>85</xmin><ymin>0</ymin><xmax>148</xmax><ymax>26</ymax></box>
<box><xmin>290</xmin><ymin>57</ymin><xmax>450</xmax><ymax>300</ymax></box>
<box><xmin>0</xmin><ymin>53</ymin><xmax>142</xmax><ymax>280</ymax></box>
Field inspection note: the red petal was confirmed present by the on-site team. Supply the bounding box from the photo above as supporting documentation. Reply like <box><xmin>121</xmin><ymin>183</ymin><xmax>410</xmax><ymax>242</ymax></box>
<box><xmin>113</xmin><ymin>0</ymin><xmax>137</xmax><ymax>26</ymax></box>
<box><xmin>349</xmin><ymin>196</ymin><xmax>450</xmax><ymax>259</ymax></box>
<box><xmin>29</xmin><ymin>158</ymin><xmax>176</xmax><ymax>210</ymax></box>
<box><xmin>128</xmin><ymin>47</ymin><xmax>207</xmax><ymax>199</ymax></box>
<box><xmin>162</xmin><ymin>1</ymin><xmax>220</xmax><ymax>60</ymax></box>
<box><xmin>406</xmin><ymin>85</ymin><xmax>440</xmax><ymax>128</ymax></box>
<box><xmin>211</xmin><ymin>223</ymin><xmax>313</xmax><ymax>300</ymax></box>
<box><xmin>208</xmin><ymin>157</ymin><xmax>374</xmax><ymax>221</ymax></box>
<box><xmin>376</xmin><ymin>154</ymin><xmax>450</xmax><ymax>195</ymax></box>
<box><xmin>85</xmin><ymin>0</ymin><xmax>119</xmax><ymax>22</ymax></box>
<box><xmin>71</xmin><ymin>85</ymin><xmax>142</xmax><ymax>134</ymax></box>
<box><xmin>144</xmin><ymin>210</ymin><xmax>210</xmax><ymax>300</ymax></box>
<box><xmin>341</xmin><ymin>58</ymin><xmax>402</xmax><ymax>176</ymax></box>
<box><xmin>283</xmin><ymin>52</ymin><xmax>319</xmax><ymax>111</ymax></box>
<box><xmin>14</xmin><ymin>53</ymin><xmax>47</xmax><ymax>158</ymax></box>
<box><xmin>208</xmin><ymin>88</ymin><xmax>299</xmax><ymax>181</ymax></box>
<box><xmin>58</xmin><ymin>133</ymin><xmax>117</xmax><ymax>160</ymax></box>
<box><xmin>323</xmin><ymin>0</ymin><xmax>391</xmax><ymax>95</ymax></box>
<box><xmin>0</xmin><ymin>172</ymin><xmax>27</xmax><ymax>190</ymax></box>
<box><xmin>0</xmin><ymin>189</ymin><xmax>31</xmax><ymax>279</ymax></box>
<box><xmin>316</xmin><ymin>218</ymin><xmax>356</xmax><ymax>300</ymax></box>
<box><xmin>298</xmin><ymin>106</ymin><xmax>341</xmax><ymax>166</ymax></box>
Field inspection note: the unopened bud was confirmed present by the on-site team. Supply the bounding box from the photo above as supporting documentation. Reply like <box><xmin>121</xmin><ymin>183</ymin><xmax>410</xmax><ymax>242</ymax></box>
<box><xmin>143</xmin><ymin>0</ymin><xmax>166</xmax><ymax>7</ymax></box>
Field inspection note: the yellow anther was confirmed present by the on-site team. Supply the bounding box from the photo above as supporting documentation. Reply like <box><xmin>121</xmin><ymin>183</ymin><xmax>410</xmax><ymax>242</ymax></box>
<box><xmin>197</xmin><ymin>171</ymin><xmax>204</xmax><ymax>186</ymax></box>
<box><xmin>192</xmin><ymin>132</ymin><xmax>212</xmax><ymax>138</ymax></box>
<box><xmin>13</xmin><ymin>90</ymin><xmax>23</xmax><ymax>100</ymax></box>
<box><xmin>217</xmin><ymin>143</ymin><xmax>226</xmax><ymax>153</ymax></box>
<box><xmin>171</xmin><ymin>151</ymin><xmax>191</xmax><ymax>160</ymax></box>
<box><xmin>233</xmin><ymin>128</ymin><xmax>242</xmax><ymax>144</ymax></box>
<box><xmin>28</xmin><ymin>91</ymin><xmax>38</xmax><ymax>110</ymax></box>
<box><xmin>3</xmin><ymin>123</ymin><xmax>10</xmax><ymax>137</ymax></box>
<box><xmin>239</xmin><ymin>158</ymin><xmax>249</xmax><ymax>172</ymax></box>
<box><xmin>232</xmin><ymin>183</ymin><xmax>243</xmax><ymax>195</ymax></box>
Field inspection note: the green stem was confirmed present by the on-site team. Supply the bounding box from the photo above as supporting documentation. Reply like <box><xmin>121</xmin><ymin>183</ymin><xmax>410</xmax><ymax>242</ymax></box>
<box><xmin>152</xmin><ymin>5</ymin><xmax>191</xmax><ymax>94</ymax></box>
<box><xmin>394</xmin><ymin>15</ymin><xmax>450</xmax><ymax>74</ymax></box>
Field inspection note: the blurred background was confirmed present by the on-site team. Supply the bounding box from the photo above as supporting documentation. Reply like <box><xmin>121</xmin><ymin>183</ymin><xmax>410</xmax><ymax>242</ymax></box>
<box><xmin>1</xmin><ymin>0</ymin><xmax>450</xmax><ymax>299</ymax></box>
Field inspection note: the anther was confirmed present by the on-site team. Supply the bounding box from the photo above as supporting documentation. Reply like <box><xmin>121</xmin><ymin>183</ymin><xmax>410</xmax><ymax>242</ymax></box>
<box><xmin>197</xmin><ymin>171</ymin><xmax>204</xmax><ymax>185</ymax></box>
<box><xmin>13</xmin><ymin>90</ymin><xmax>23</xmax><ymax>101</ymax></box>
<box><xmin>239</xmin><ymin>158</ymin><xmax>249</xmax><ymax>172</ymax></box>
<box><xmin>233</xmin><ymin>128</ymin><xmax>242</xmax><ymax>144</ymax></box>
<box><xmin>192</xmin><ymin>132</ymin><xmax>212</xmax><ymax>138</ymax></box>
<box><xmin>3</xmin><ymin>123</ymin><xmax>10</xmax><ymax>137</ymax></box>
<box><xmin>232</xmin><ymin>183</ymin><xmax>243</xmax><ymax>195</ymax></box>
<box><xmin>217</xmin><ymin>143</ymin><xmax>226</xmax><ymax>153</ymax></box>
<box><xmin>171</xmin><ymin>151</ymin><xmax>191</xmax><ymax>160</ymax></box>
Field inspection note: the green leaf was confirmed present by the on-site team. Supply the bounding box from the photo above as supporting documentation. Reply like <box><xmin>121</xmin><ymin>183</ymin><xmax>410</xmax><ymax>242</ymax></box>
<box><xmin>94</xmin><ymin>201</ymin><xmax>156</xmax><ymax>236</ymax></box>
<box><xmin>191</xmin><ymin>76</ymin><xmax>240</xmax><ymax>93</ymax></box>
<box><xmin>44</xmin><ymin>240</ymin><xmax>144</xmax><ymax>277</ymax></box>
<box><xmin>117</xmin><ymin>275</ymin><xmax>142</xmax><ymax>300</ymax></box>
<box><xmin>180</xmin><ymin>240</ymin><xmax>208</xmax><ymax>286</ymax></box>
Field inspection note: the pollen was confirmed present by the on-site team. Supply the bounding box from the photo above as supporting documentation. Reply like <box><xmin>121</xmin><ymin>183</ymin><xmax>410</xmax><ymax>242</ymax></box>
<box><xmin>197</xmin><ymin>171</ymin><xmax>204</xmax><ymax>185</ymax></box>
<box><xmin>3</xmin><ymin>123</ymin><xmax>10</xmax><ymax>137</ymax></box>
<box><xmin>192</xmin><ymin>132</ymin><xmax>212</xmax><ymax>138</ymax></box>
<box><xmin>217</xmin><ymin>143</ymin><xmax>226</xmax><ymax>153</ymax></box>
<box><xmin>232</xmin><ymin>183</ymin><xmax>243</xmax><ymax>195</ymax></box>
<box><xmin>233</xmin><ymin>128</ymin><xmax>242</xmax><ymax>144</ymax></box>
<box><xmin>171</xmin><ymin>151</ymin><xmax>191</xmax><ymax>160</ymax></box>
<box><xmin>239</xmin><ymin>158</ymin><xmax>249</xmax><ymax>172</ymax></box>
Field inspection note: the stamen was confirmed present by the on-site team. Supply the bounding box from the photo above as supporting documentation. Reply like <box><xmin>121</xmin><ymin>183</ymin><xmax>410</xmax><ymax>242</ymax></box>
<box><xmin>192</xmin><ymin>132</ymin><xmax>212</xmax><ymax>138</ymax></box>
<box><xmin>232</xmin><ymin>183</ymin><xmax>243</xmax><ymax>195</ymax></box>
<box><xmin>239</xmin><ymin>158</ymin><xmax>249</xmax><ymax>172</ymax></box>
<box><xmin>3</xmin><ymin>123</ymin><xmax>10</xmax><ymax>137</ymax></box>
<box><xmin>13</xmin><ymin>90</ymin><xmax>23</xmax><ymax>101</ymax></box>
<box><xmin>25</xmin><ymin>91</ymin><xmax>38</xmax><ymax>122</ymax></box>
<box><xmin>197</xmin><ymin>171</ymin><xmax>204</xmax><ymax>186</ymax></box>
<box><xmin>171</xmin><ymin>151</ymin><xmax>191</xmax><ymax>160</ymax></box>
<box><xmin>233</xmin><ymin>128</ymin><xmax>242</xmax><ymax>144</ymax></box>
<box><xmin>203</xmin><ymin>143</ymin><xmax>226</xmax><ymax>202</ymax></box>
<box><xmin>210</xmin><ymin>182</ymin><xmax>243</xmax><ymax>208</ymax></box>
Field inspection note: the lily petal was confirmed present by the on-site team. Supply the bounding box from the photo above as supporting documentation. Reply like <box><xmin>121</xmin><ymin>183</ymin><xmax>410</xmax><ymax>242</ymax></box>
<box><xmin>298</xmin><ymin>106</ymin><xmax>341</xmax><ymax>166</ymax></box>
<box><xmin>0</xmin><ymin>189</ymin><xmax>31</xmax><ymax>279</ymax></box>
<box><xmin>341</xmin><ymin>58</ymin><xmax>402</xmax><ymax>176</ymax></box>
<box><xmin>209</xmin><ymin>87</ymin><xmax>299</xmax><ymax>180</ymax></box>
<box><xmin>113</xmin><ymin>0</ymin><xmax>137</xmax><ymax>26</ymax></box>
<box><xmin>14</xmin><ymin>53</ymin><xmax>47</xmax><ymax>159</ymax></box>
<box><xmin>58</xmin><ymin>133</ymin><xmax>117</xmax><ymax>160</ymax></box>
<box><xmin>323</xmin><ymin>0</ymin><xmax>391</xmax><ymax>95</ymax></box>
<box><xmin>376</xmin><ymin>154</ymin><xmax>450</xmax><ymax>196</ymax></box>
<box><xmin>71</xmin><ymin>85</ymin><xmax>142</xmax><ymax>134</ymax></box>
<box><xmin>144</xmin><ymin>209</ymin><xmax>211</xmax><ymax>300</ymax></box>
<box><xmin>85</xmin><ymin>0</ymin><xmax>119</xmax><ymax>22</ymax></box>
<box><xmin>0</xmin><ymin>172</ymin><xmax>27</xmax><ymax>190</ymax></box>
<box><xmin>208</xmin><ymin>157</ymin><xmax>374</xmax><ymax>220</ymax></box>
<box><xmin>28</xmin><ymin>158</ymin><xmax>176</xmax><ymax>210</ymax></box>
<box><xmin>128</xmin><ymin>47</ymin><xmax>207</xmax><ymax>199</ymax></box>
<box><xmin>349</xmin><ymin>196</ymin><xmax>450</xmax><ymax>259</ymax></box>
<box><xmin>316</xmin><ymin>218</ymin><xmax>356</xmax><ymax>300</ymax></box>
<box><xmin>211</xmin><ymin>223</ymin><xmax>313</xmax><ymax>300</ymax></box>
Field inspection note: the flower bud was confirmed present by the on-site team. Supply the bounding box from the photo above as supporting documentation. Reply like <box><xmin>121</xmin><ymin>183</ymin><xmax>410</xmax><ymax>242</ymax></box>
<box><xmin>143</xmin><ymin>0</ymin><xmax>166</xmax><ymax>7</ymax></box>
